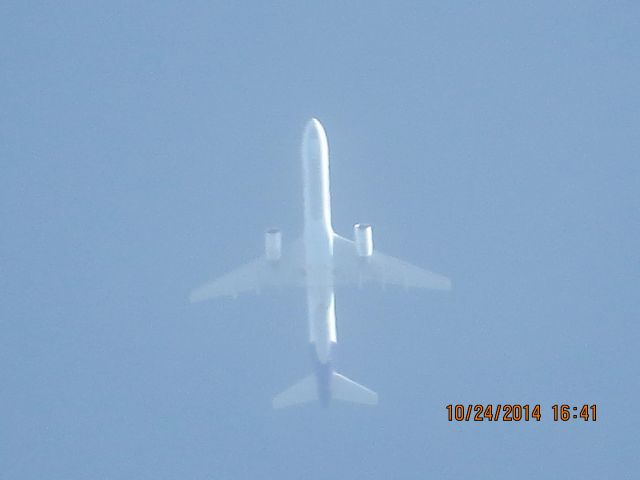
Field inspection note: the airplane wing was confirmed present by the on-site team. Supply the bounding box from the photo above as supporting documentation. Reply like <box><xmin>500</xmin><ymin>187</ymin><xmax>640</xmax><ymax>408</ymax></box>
<box><xmin>189</xmin><ymin>238</ymin><xmax>306</xmax><ymax>302</ymax></box>
<box><xmin>332</xmin><ymin>234</ymin><xmax>452</xmax><ymax>290</ymax></box>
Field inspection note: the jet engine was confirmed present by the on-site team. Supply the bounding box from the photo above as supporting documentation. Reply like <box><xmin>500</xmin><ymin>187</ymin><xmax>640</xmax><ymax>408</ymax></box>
<box><xmin>353</xmin><ymin>223</ymin><xmax>373</xmax><ymax>257</ymax></box>
<box><xmin>265</xmin><ymin>228</ymin><xmax>282</xmax><ymax>262</ymax></box>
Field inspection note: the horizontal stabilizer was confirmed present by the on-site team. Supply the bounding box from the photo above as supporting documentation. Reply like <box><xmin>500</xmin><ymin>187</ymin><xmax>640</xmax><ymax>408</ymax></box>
<box><xmin>331</xmin><ymin>372</ymin><xmax>378</xmax><ymax>405</ymax></box>
<box><xmin>272</xmin><ymin>372</ymin><xmax>378</xmax><ymax>408</ymax></box>
<box><xmin>272</xmin><ymin>374</ymin><xmax>317</xmax><ymax>409</ymax></box>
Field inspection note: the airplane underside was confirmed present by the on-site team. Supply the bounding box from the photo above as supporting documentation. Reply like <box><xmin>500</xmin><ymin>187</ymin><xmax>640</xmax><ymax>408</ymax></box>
<box><xmin>189</xmin><ymin>118</ymin><xmax>451</xmax><ymax>408</ymax></box>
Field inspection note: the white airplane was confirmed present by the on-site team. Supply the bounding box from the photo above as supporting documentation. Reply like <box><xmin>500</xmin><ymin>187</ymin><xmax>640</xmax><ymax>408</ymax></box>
<box><xmin>190</xmin><ymin>118</ymin><xmax>451</xmax><ymax>408</ymax></box>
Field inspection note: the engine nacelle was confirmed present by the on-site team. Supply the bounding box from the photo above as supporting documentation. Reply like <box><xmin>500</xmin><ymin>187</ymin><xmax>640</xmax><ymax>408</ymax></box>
<box><xmin>265</xmin><ymin>228</ymin><xmax>282</xmax><ymax>262</ymax></box>
<box><xmin>353</xmin><ymin>223</ymin><xmax>373</xmax><ymax>257</ymax></box>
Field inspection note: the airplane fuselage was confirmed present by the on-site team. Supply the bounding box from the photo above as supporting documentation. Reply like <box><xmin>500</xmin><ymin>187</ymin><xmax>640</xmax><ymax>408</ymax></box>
<box><xmin>190</xmin><ymin>117</ymin><xmax>450</xmax><ymax>407</ymax></box>
<box><xmin>301</xmin><ymin>119</ymin><xmax>338</xmax><ymax>404</ymax></box>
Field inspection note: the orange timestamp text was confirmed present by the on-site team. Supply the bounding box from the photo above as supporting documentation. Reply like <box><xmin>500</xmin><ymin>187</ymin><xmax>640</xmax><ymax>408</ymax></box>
<box><xmin>446</xmin><ymin>404</ymin><xmax>597</xmax><ymax>422</ymax></box>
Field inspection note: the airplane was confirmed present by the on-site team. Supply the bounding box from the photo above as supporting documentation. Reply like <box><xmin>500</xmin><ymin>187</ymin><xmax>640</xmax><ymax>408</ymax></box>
<box><xmin>189</xmin><ymin>118</ymin><xmax>451</xmax><ymax>408</ymax></box>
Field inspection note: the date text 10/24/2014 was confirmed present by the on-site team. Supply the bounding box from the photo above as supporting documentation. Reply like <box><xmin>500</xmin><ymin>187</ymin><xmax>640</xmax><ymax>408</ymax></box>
<box><xmin>446</xmin><ymin>404</ymin><xmax>597</xmax><ymax>422</ymax></box>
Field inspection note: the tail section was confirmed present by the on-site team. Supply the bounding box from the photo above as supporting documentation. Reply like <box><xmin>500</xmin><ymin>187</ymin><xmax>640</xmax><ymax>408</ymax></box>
<box><xmin>272</xmin><ymin>374</ymin><xmax>317</xmax><ymax>409</ymax></box>
<box><xmin>272</xmin><ymin>371</ymin><xmax>378</xmax><ymax>408</ymax></box>
<box><xmin>331</xmin><ymin>372</ymin><xmax>378</xmax><ymax>405</ymax></box>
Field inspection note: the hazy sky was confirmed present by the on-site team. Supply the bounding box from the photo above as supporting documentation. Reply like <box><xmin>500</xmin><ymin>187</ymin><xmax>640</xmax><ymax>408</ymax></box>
<box><xmin>2</xmin><ymin>2</ymin><xmax>638</xmax><ymax>479</ymax></box>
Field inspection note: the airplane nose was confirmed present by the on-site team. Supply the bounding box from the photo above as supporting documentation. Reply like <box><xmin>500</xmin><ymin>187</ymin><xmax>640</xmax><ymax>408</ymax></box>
<box><xmin>305</xmin><ymin>118</ymin><xmax>318</xmax><ymax>132</ymax></box>
<box><xmin>304</xmin><ymin>118</ymin><xmax>325</xmax><ymax>141</ymax></box>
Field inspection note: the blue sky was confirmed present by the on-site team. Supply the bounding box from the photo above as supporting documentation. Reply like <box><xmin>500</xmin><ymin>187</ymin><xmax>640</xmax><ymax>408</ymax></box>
<box><xmin>2</xmin><ymin>2</ymin><xmax>638</xmax><ymax>478</ymax></box>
